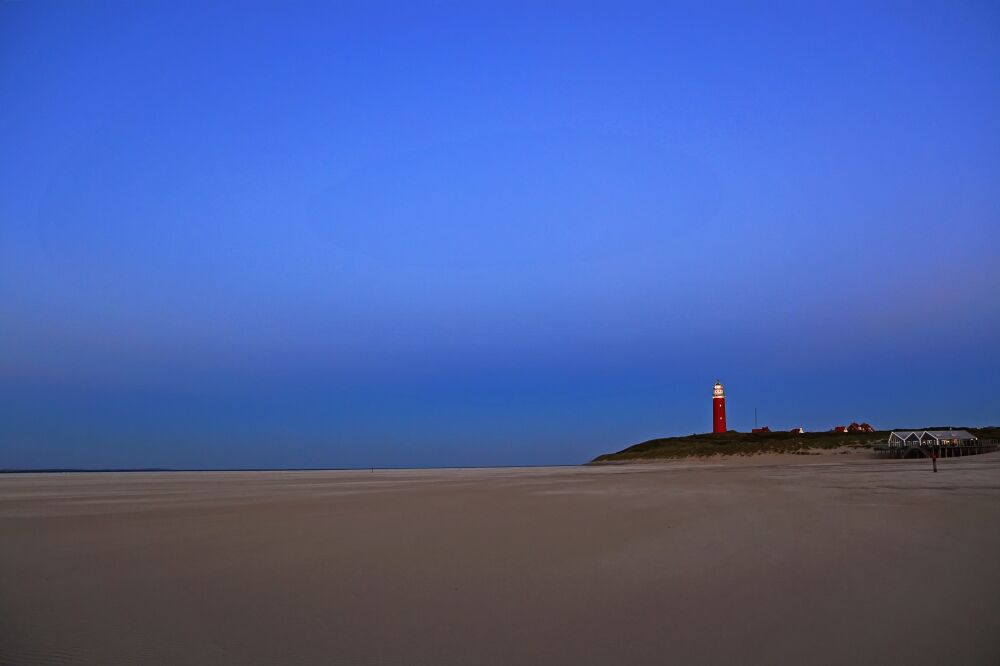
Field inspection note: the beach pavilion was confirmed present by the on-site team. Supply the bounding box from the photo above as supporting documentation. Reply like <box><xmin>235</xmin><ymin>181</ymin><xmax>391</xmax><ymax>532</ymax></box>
<box><xmin>887</xmin><ymin>430</ymin><xmax>977</xmax><ymax>448</ymax></box>
<box><xmin>879</xmin><ymin>429</ymin><xmax>992</xmax><ymax>458</ymax></box>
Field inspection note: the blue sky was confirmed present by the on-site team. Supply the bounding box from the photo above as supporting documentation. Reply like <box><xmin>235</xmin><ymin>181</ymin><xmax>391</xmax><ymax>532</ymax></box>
<box><xmin>2</xmin><ymin>1</ymin><xmax>998</xmax><ymax>468</ymax></box>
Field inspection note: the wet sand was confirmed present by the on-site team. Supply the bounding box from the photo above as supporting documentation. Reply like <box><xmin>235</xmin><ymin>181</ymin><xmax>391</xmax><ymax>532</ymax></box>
<box><xmin>2</xmin><ymin>452</ymin><xmax>999</xmax><ymax>665</ymax></box>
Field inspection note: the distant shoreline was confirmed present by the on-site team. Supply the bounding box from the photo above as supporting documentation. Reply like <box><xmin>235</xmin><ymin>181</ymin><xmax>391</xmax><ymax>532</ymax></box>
<box><xmin>0</xmin><ymin>464</ymin><xmax>582</xmax><ymax>474</ymax></box>
<box><xmin>7</xmin><ymin>427</ymin><xmax>997</xmax><ymax>473</ymax></box>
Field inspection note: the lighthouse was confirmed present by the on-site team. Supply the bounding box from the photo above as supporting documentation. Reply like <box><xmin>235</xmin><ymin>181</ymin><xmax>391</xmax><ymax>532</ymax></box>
<box><xmin>713</xmin><ymin>380</ymin><xmax>727</xmax><ymax>433</ymax></box>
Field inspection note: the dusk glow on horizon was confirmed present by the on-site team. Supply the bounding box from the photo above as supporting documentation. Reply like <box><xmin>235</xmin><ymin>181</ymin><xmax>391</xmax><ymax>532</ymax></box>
<box><xmin>2</xmin><ymin>1</ymin><xmax>998</xmax><ymax>469</ymax></box>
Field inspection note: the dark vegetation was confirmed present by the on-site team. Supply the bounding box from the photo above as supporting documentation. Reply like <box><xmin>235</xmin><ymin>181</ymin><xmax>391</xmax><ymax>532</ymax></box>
<box><xmin>591</xmin><ymin>427</ymin><xmax>1000</xmax><ymax>463</ymax></box>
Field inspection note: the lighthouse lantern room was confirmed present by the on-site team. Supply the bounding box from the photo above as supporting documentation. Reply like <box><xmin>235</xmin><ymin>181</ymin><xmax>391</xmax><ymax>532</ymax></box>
<box><xmin>713</xmin><ymin>380</ymin><xmax>727</xmax><ymax>433</ymax></box>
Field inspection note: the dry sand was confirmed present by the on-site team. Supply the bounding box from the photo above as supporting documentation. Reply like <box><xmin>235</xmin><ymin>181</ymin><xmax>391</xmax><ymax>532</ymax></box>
<box><xmin>2</xmin><ymin>452</ymin><xmax>999</xmax><ymax>665</ymax></box>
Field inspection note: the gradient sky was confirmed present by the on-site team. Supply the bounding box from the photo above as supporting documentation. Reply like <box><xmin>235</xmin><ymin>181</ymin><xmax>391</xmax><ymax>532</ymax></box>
<box><xmin>2</xmin><ymin>1</ymin><xmax>999</xmax><ymax>469</ymax></box>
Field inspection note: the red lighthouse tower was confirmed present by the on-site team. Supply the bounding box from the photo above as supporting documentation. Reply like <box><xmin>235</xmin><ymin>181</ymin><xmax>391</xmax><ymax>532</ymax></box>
<box><xmin>712</xmin><ymin>380</ymin><xmax>727</xmax><ymax>433</ymax></box>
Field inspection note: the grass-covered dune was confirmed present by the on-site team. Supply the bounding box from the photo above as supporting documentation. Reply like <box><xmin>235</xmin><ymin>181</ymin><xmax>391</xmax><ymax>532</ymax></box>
<box><xmin>591</xmin><ymin>427</ymin><xmax>1000</xmax><ymax>463</ymax></box>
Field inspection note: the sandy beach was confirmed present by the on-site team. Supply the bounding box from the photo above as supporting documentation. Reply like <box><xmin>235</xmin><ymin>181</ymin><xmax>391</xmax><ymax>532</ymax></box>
<box><xmin>2</xmin><ymin>452</ymin><xmax>999</xmax><ymax>665</ymax></box>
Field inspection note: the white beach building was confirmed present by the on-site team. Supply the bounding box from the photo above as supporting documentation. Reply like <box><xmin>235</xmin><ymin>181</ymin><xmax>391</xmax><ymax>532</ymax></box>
<box><xmin>886</xmin><ymin>430</ymin><xmax>977</xmax><ymax>448</ymax></box>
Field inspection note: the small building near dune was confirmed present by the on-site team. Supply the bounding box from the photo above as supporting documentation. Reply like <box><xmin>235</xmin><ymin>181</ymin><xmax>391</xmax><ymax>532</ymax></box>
<box><xmin>751</xmin><ymin>426</ymin><xmax>771</xmax><ymax>434</ymax></box>
<box><xmin>789</xmin><ymin>427</ymin><xmax>804</xmax><ymax>434</ymax></box>
<box><xmin>832</xmin><ymin>423</ymin><xmax>874</xmax><ymax>433</ymax></box>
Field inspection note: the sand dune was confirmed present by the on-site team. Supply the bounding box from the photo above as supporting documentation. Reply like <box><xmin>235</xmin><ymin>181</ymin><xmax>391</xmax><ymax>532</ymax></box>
<box><xmin>2</xmin><ymin>453</ymin><xmax>1000</xmax><ymax>665</ymax></box>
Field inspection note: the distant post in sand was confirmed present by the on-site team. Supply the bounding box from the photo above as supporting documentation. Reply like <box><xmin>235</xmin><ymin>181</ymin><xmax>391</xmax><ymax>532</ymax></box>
<box><xmin>713</xmin><ymin>380</ymin><xmax>727</xmax><ymax>433</ymax></box>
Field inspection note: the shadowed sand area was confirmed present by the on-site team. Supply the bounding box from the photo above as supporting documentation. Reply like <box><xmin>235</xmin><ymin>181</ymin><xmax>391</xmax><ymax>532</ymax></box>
<box><xmin>2</xmin><ymin>453</ymin><xmax>1000</xmax><ymax>665</ymax></box>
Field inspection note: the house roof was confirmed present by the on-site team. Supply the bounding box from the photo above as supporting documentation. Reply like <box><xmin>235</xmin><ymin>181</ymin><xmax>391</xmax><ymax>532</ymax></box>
<box><xmin>922</xmin><ymin>430</ymin><xmax>976</xmax><ymax>440</ymax></box>
<box><xmin>889</xmin><ymin>429</ymin><xmax>977</xmax><ymax>441</ymax></box>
